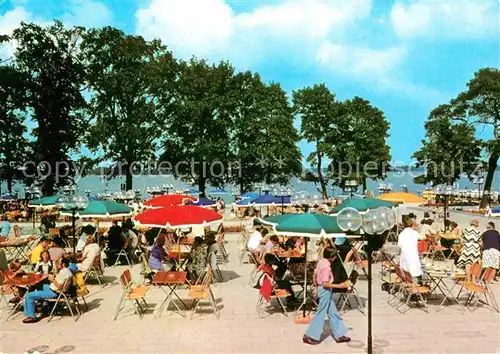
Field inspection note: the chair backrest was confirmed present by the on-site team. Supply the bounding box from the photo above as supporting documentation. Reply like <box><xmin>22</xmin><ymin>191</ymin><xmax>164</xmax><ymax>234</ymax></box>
<box><xmin>467</xmin><ymin>262</ymin><xmax>482</xmax><ymax>283</ymax></box>
<box><xmin>394</xmin><ymin>265</ymin><xmax>406</xmax><ymax>283</ymax></box>
<box><xmin>60</xmin><ymin>277</ymin><xmax>73</xmax><ymax>294</ymax></box>
<box><xmin>119</xmin><ymin>269</ymin><xmax>132</xmax><ymax>289</ymax></box>
<box><xmin>49</xmin><ymin>228</ymin><xmax>59</xmax><ymax>236</ymax></box>
<box><xmin>92</xmin><ymin>254</ymin><xmax>102</xmax><ymax>271</ymax></box>
<box><xmin>12</xmin><ymin>225</ymin><xmax>21</xmax><ymax>239</ymax></box>
<box><xmin>402</xmin><ymin>270</ymin><xmax>414</xmax><ymax>284</ymax></box>
<box><xmin>482</xmin><ymin>268</ymin><xmax>497</xmax><ymax>284</ymax></box>
<box><xmin>0</xmin><ymin>270</ymin><xmax>5</xmax><ymax>285</ymax></box>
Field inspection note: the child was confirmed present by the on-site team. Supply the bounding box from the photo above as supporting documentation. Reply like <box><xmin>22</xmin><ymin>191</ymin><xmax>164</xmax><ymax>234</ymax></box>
<box><xmin>303</xmin><ymin>247</ymin><xmax>351</xmax><ymax>345</ymax></box>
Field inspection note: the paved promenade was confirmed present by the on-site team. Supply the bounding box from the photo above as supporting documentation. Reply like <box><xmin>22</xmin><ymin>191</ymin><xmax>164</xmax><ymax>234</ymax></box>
<box><xmin>1</xmin><ymin>232</ymin><xmax>499</xmax><ymax>354</ymax></box>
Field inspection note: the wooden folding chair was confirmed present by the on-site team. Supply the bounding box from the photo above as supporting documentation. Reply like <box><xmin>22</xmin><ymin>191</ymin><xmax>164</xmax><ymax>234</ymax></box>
<box><xmin>456</xmin><ymin>262</ymin><xmax>482</xmax><ymax>299</ymax></box>
<box><xmin>113</xmin><ymin>269</ymin><xmax>150</xmax><ymax>320</ymax></box>
<box><xmin>113</xmin><ymin>245</ymin><xmax>132</xmax><ymax>267</ymax></box>
<box><xmin>0</xmin><ymin>270</ymin><xmax>15</xmax><ymax>307</ymax></box>
<box><xmin>48</xmin><ymin>228</ymin><xmax>59</xmax><ymax>236</ymax></box>
<box><xmin>248</xmin><ymin>250</ymin><xmax>261</xmax><ymax>286</ymax></box>
<box><xmin>426</xmin><ymin>235</ymin><xmax>449</xmax><ymax>261</ymax></box>
<box><xmin>215</xmin><ymin>232</ymin><xmax>229</xmax><ymax>263</ymax></box>
<box><xmin>189</xmin><ymin>269</ymin><xmax>219</xmax><ymax>319</ymax></box>
<box><xmin>394</xmin><ymin>266</ymin><xmax>429</xmax><ymax>314</ymax></box>
<box><xmin>46</xmin><ymin>278</ymin><xmax>82</xmax><ymax>322</ymax></box>
<box><xmin>256</xmin><ymin>271</ymin><xmax>290</xmax><ymax>318</ymax></box>
<box><xmin>464</xmin><ymin>268</ymin><xmax>499</xmax><ymax>313</ymax></box>
<box><xmin>140</xmin><ymin>253</ymin><xmax>155</xmax><ymax>284</ymax></box>
<box><xmin>84</xmin><ymin>254</ymin><xmax>104</xmax><ymax>286</ymax></box>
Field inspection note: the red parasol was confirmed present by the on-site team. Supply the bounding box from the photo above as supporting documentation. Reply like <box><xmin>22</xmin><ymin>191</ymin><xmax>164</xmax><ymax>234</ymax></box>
<box><xmin>143</xmin><ymin>194</ymin><xmax>197</xmax><ymax>209</ymax></box>
<box><xmin>134</xmin><ymin>205</ymin><xmax>223</xmax><ymax>228</ymax></box>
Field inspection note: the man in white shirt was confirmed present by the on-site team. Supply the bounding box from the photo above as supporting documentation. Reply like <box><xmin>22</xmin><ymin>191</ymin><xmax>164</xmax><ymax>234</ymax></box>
<box><xmin>77</xmin><ymin>236</ymin><xmax>101</xmax><ymax>272</ymax></box>
<box><xmin>23</xmin><ymin>257</ymin><xmax>73</xmax><ymax>323</ymax></box>
<box><xmin>398</xmin><ymin>218</ymin><xmax>422</xmax><ymax>279</ymax></box>
<box><xmin>418</xmin><ymin>219</ymin><xmax>437</xmax><ymax>241</ymax></box>
<box><xmin>247</xmin><ymin>227</ymin><xmax>268</xmax><ymax>250</ymax></box>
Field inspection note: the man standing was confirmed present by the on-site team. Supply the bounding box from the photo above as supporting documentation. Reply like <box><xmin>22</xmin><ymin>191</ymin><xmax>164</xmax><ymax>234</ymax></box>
<box><xmin>398</xmin><ymin>218</ymin><xmax>422</xmax><ymax>280</ymax></box>
<box><xmin>1</xmin><ymin>215</ymin><xmax>11</xmax><ymax>238</ymax></box>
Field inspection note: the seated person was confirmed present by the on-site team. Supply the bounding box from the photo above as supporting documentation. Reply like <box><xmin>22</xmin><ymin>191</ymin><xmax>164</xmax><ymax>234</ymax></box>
<box><xmin>4</xmin><ymin>259</ymin><xmax>26</xmax><ymax>304</ymax></box>
<box><xmin>48</xmin><ymin>237</ymin><xmax>66</xmax><ymax>262</ymax></box>
<box><xmin>34</xmin><ymin>250</ymin><xmax>54</xmax><ymax>275</ymax></box>
<box><xmin>105</xmin><ymin>221</ymin><xmax>125</xmax><ymax>264</ymax></box>
<box><xmin>148</xmin><ymin>235</ymin><xmax>173</xmax><ymax>271</ymax></box>
<box><xmin>247</xmin><ymin>227</ymin><xmax>268</xmax><ymax>251</ymax></box>
<box><xmin>123</xmin><ymin>227</ymin><xmax>139</xmax><ymax>250</ymax></box>
<box><xmin>186</xmin><ymin>237</ymin><xmax>207</xmax><ymax>282</ymax></box>
<box><xmin>264</xmin><ymin>235</ymin><xmax>280</xmax><ymax>252</ymax></box>
<box><xmin>76</xmin><ymin>225</ymin><xmax>96</xmax><ymax>252</ymax></box>
<box><xmin>22</xmin><ymin>257</ymin><xmax>73</xmax><ymax>323</ymax></box>
<box><xmin>76</xmin><ymin>235</ymin><xmax>101</xmax><ymax>272</ymax></box>
<box><xmin>261</xmin><ymin>254</ymin><xmax>296</xmax><ymax>310</ymax></box>
<box><xmin>418</xmin><ymin>219</ymin><xmax>437</xmax><ymax>241</ymax></box>
<box><xmin>28</xmin><ymin>237</ymin><xmax>49</xmax><ymax>268</ymax></box>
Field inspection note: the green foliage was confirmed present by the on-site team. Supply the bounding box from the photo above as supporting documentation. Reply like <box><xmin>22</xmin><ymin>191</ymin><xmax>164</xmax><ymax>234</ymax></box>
<box><xmin>81</xmin><ymin>27</ymin><xmax>177</xmax><ymax>190</ymax></box>
<box><xmin>0</xmin><ymin>65</ymin><xmax>29</xmax><ymax>191</ymax></box>
<box><xmin>160</xmin><ymin>58</ymin><xmax>235</xmax><ymax>196</ymax></box>
<box><xmin>293</xmin><ymin>84</ymin><xmax>338</xmax><ymax>198</ymax></box>
<box><xmin>330</xmin><ymin>97</ymin><xmax>391</xmax><ymax>190</ymax></box>
<box><xmin>412</xmin><ymin>105</ymin><xmax>482</xmax><ymax>186</ymax></box>
<box><xmin>11</xmin><ymin>21</ymin><xmax>87</xmax><ymax>195</ymax></box>
<box><xmin>429</xmin><ymin>68</ymin><xmax>500</xmax><ymax>207</ymax></box>
<box><xmin>230</xmin><ymin>72</ymin><xmax>301</xmax><ymax>192</ymax></box>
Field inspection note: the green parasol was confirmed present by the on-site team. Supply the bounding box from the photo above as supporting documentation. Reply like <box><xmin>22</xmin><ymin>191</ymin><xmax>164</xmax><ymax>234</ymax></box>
<box><xmin>329</xmin><ymin>198</ymin><xmax>397</xmax><ymax>215</ymax></box>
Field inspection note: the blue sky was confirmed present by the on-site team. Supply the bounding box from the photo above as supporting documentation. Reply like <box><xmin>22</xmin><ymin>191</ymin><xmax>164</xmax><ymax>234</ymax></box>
<box><xmin>1</xmin><ymin>0</ymin><xmax>499</xmax><ymax>164</ymax></box>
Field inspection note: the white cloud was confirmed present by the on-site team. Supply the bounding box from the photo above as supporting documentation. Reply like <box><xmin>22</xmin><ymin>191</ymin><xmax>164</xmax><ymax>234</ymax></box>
<box><xmin>316</xmin><ymin>42</ymin><xmax>407</xmax><ymax>77</ymax></box>
<box><xmin>61</xmin><ymin>0</ymin><xmax>113</xmax><ymax>28</ymax></box>
<box><xmin>391</xmin><ymin>0</ymin><xmax>500</xmax><ymax>39</ymax></box>
<box><xmin>136</xmin><ymin>0</ymin><xmax>372</xmax><ymax>60</ymax></box>
<box><xmin>0</xmin><ymin>7</ymin><xmax>32</xmax><ymax>60</ymax></box>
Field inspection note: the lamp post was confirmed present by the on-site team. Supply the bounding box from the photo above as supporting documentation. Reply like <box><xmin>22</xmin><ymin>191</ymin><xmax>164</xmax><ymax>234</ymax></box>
<box><xmin>337</xmin><ymin>206</ymin><xmax>396</xmax><ymax>354</ymax></box>
<box><xmin>25</xmin><ymin>186</ymin><xmax>41</xmax><ymax>231</ymax></box>
<box><xmin>472</xmin><ymin>175</ymin><xmax>485</xmax><ymax>200</ymax></box>
<box><xmin>436</xmin><ymin>186</ymin><xmax>452</xmax><ymax>232</ymax></box>
<box><xmin>231</xmin><ymin>187</ymin><xmax>240</xmax><ymax>200</ymax></box>
<box><xmin>56</xmin><ymin>194</ymin><xmax>89</xmax><ymax>260</ymax></box>
<box><xmin>344</xmin><ymin>180</ymin><xmax>358</xmax><ymax>199</ymax></box>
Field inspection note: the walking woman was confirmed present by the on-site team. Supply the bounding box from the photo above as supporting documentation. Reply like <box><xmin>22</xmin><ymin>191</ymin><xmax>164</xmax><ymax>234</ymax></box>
<box><xmin>303</xmin><ymin>247</ymin><xmax>351</xmax><ymax>345</ymax></box>
<box><xmin>482</xmin><ymin>222</ymin><xmax>500</xmax><ymax>270</ymax></box>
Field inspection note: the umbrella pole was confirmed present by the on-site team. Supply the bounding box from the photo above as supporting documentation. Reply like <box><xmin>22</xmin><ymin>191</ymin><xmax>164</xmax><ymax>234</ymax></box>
<box><xmin>303</xmin><ymin>240</ymin><xmax>308</xmax><ymax>318</ymax></box>
<box><xmin>72</xmin><ymin>209</ymin><xmax>76</xmax><ymax>261</ymax></box>
<box><xmin>367</xmin><ymin>233</ymin><xmax>373</xmax><ymax>354</ymax></box>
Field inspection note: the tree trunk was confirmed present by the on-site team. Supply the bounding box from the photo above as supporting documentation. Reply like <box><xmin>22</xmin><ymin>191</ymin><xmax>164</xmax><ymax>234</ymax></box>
<box><xmin>480</xmin><ymin>152</ymin><xmax>498</xmax><ymax>208</ymax></box>
<box><xmin>362</xmin><ymin>177</ymin><xmax>367</xmax><ymax>193</ymax></box>
<box><xmin>199</xmin><ymin>176</ymin><xmax>206</xmax><ymax>198</ymax></box>
<box><xmin>43</xmin><ymin>172</ymin><xmax>55</xmax><ymax>196</ymax></box>
<box><xmin>125</xmin><ymin>166</ymin><xmax>133</xmax><ymax>191</ymax></box>
<box><xmin>316</xmin><ymin>152</ymin><xmax>328</xmax><ymax>199</ymax></box>
<box><xmin>7</xmin><ymin>175</ymin><xmax>12</xmax><ymax>194</ymax></box>
<box><xmin>239</xmin><ymin>178</ymin><xmax>245</xmax><ymax>195</ymax></box>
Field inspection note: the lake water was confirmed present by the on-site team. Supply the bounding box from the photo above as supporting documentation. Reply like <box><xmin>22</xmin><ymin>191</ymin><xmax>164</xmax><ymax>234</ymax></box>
<box><xmin>3</xmin><ymin>171</ymin><xmax>500</xmax><ymax>200</ymax></box>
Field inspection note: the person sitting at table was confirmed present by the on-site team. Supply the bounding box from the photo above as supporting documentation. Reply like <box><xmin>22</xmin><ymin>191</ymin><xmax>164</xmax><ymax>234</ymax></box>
<box><xmin>397</xmin><ymin>218</ymin><xmax>422</xmax><ymax>283</ymax></box>
<box><xmin>28</xmin><ymin>237</ymin><xmax>49</xmax><ymax>268</ymax></box>
<box><xmin>22</xmin><ymin>257</ymin><xmax>73</xmax><ymax>324</ymax></box>
<box><xmin>262</xmin><ymin>254</ymin><xmax>296</xmax><ymax>310</ymax></box>
<box><xmin>419</xmin><ymin>219</ymin><xmax>437</xmax><ymax>241</ymax></box>
<box><xmin>76</xmin><ymin>235</ymin><xmax>101</xmax><ymax>272</ymax></box>
<box><xmin>4</xmin><ymin>259</ymin><xmax>26</xmax><ymax>304</ymax></box>
<box><xmin>264</xmin><ymin>235</ymin><xmax>280</xmax><ymax>252</ymax></box>
<box><xmin>76</xmin><ymin>225</ymin><xmax>92</xmax><ymax>252</ymax></box>
<box><xmin>34</xmin><ymin>250</ymin><xmax>54</xmax><ymax>275</ymax></box>
<box><xmin>247</xmin><ymin>227</ymin><xmax>268</xmax><ymax>251</ymax></box>
<box><xmin>148</xmin><ymin>235</ymin><xmax>173</xmax><ymax>271</ymax></box>
<box><xmin>187</xmin><ymin>236</ymin><xmax>207</xmax><ymax>282</ymax></box>
<box><xmin>48</xmin><ymin>237</ymin><xmax>66</xmax><ymax>262</ymax></box>
<box><xmin>481</xmin><ymin>221</ymin><xmax>500</xmax><ymax>270</ymax></box>
<box><xmin>105</xmin><ymin>221</ymin><xmax>125</xmax><ymax>265</ymax></box>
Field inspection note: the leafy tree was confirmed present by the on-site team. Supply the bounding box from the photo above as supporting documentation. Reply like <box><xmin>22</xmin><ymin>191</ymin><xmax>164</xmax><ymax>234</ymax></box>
<box><xmin>230</xmin><ymin>73</ymin><xmax>301</xmax><ymax>192</ymax></box>
<box><xmin>160</xmin><ymin>58</ymin><xmax>235</xmax><ymax>197</ymax></box>
<box><xmin>412</xmin><ymin>105</ymin><xmax>482</xmax><ymax>186</ymax></box>
<box><xmin>0</xmin><ymin>65</ymin><xmax>29</xmax><ymax>193</ymax></box>
<box><xmin>447</xmin><ymin>68</ymin><xmax>500</xmax><ymax>207</ymax></box>
<box><xmin>293</xmin><ymin>84</ymin><xmax>339</xmax><ymax>198</ymax></box>
<box><xmin>330</xmin><ymin>97</ymin><xmax>391</xmax><ymax>192</ymax></box>
<box><xmin>81</xmin><ymin>27</ymin><xmax>177</xmax><ymax>190</ymax></box>
<box><xmin>11</xmin><ymin>21</ymin><xmax>87</xmax><ymax>195</ymax></box>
